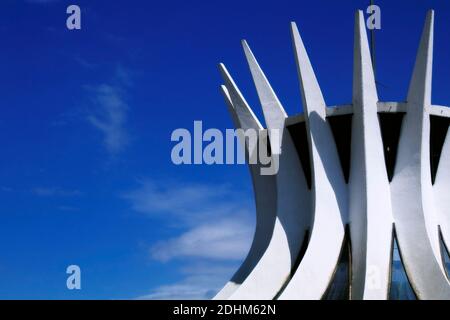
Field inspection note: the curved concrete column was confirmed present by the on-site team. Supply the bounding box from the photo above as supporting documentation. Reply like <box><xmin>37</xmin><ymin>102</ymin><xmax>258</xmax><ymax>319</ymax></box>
<box><xmin>213</xmin><ymin>66</ymin><xmax>277</xmax><ymax>299</ymax></box>
<box><xmin>434</xmin><ymin>128</ymin><xmax>450</xmax><ymax>255</ymax></box>
<box><xmin>348</xmin><ymin>11</ymin><xmax>393</xmax><ymax>300</ymax></box>
<box><xmin>390</xmin><ymin>10</ymin><xmax>450</xmax><ymax>299</ymax></box>
<box><xmin>228</xmin><ymin>41</ymin><xmax>311</xmax><ymax>300</ymax></box>
<box><xmin>278</xmin><ymin>22</ymin><xmax>347</xmax><ymax>300</ymax></box>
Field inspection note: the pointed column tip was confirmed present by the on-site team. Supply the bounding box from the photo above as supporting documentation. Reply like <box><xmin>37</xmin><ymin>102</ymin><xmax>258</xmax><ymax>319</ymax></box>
<box><xmin>290</xmin><ymin>20</ymin><xmax>298</xmax><ymax>38</ymax></box>
<box><xmin>425</xmin><ymin>9</ymin><xmax>435</xmax><ymax>27</ymax></box>
<box><xmin>220</xmin><ymin>84</ymin><xmax>233</xmax><ymax>106</ymax></box>
<box><xmin>241</xmin><ymin>39</ymin><xmax>251</xmax><ymax>55</ymax></box>
<box><xmin>220</xmin><ymin>84</ymin><xmax>230</xmax><ymax>98</ymax></box>
<box><xmin>425</xmin><ymin>9</ymin><xmax>434</xmax><ymax>27</ymax></box>
<box><xmin>352</xmin><ymin>5</ymin><xmax>378</xmax><ymax>105</ymax></box>
<box><xmin>218</xmin><ymin>65</ymin><xmax>264</xmax><ymax>130</ymax></box>
<box><xmin>218</xmin><ymin>63</ymin><xmax>230</xmax><ymax>82</ymax></box>
<box><xmin>240</xmin><ymin>36</ymin><xmax>288</xmax><ymax>134</ymax></box>
<box><xmin>290</xmin><ymin>15</ymin><xmax>328</xmax><ymax>118</ymax></box>
<box><xmin>354</xmin><ymin>9</ymin><xmax>367</xmax><ymax>35</ymax></box>
<box><xmin>290</xmin><ymin>21</ymin><xmax>300</xmax><ymax>41</ymax></box>
<box><xmin>218</xmin><ymin>62</ymin><xmax>226</xmax><ymax>73</ymax></box>
<box><xmin>218</xmin><ymin>62</ymin><xmax>227</xmax><ymax>71</ymax></box>
<box><xmin>354</xmin><ymin>9</ymin><xmax>364</xmax><ymax>26</ymax></box>
<box><xmin>406</xmin><ymin>9</ymin><xmax>435</xmax><ymax>105</ymax></box>
<box><xmin>218</xmin><ymin>63</ymin><xmax>244</xmax><ymax>104</ymax></box>
<box><xmin>241</xmin><ymin>40</ymin><xmax>253</xmax><ymax>61</ymax></box>
<box><xmin>217</xmin><ymin>63</ymin><xmax>238</xmax><ymax>100</ymax></box>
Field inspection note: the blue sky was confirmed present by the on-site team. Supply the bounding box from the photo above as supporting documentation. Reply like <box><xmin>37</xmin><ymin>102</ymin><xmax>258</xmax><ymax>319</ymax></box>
<box><xmin>0</xmin><ymin>0</ymin><xmax>449</xmax><ymax>299</ymax></box>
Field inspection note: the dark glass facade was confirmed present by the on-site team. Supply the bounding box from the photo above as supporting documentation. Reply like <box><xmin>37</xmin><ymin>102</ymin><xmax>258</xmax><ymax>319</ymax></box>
<box><xmin>389</xmin><ymin>237</ymin><xmax>416</xmax><ymax>300</ymax></box>
<box><xmin>323</xmin><ymin>239</ymin><xmax>351</xmax><ymax>300</ymax></box>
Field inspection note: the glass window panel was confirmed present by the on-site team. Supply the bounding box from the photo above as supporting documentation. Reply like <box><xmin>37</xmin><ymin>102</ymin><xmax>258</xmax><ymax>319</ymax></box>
<box><xmin>389</xmin><ymin>236</ymin><xmax>416</xmax><ymax>300</ymax></box>
<box><xmin>323</xmin><ymin>239</ymin><xmax>350</xmax><ymax>300</ymax></box>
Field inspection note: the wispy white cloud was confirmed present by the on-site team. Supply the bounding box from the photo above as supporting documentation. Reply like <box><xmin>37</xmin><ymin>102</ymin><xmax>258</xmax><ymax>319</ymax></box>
<box><xmin>124</xmin><ymin>179</ymin><xmax>255</xmax><ymax>299</ymax></box>
<box><xmin>136</xmin><ymin>263</ymin><xmax>238</xmax><ymax>300</ymax></box>
<box><xmin>115</xmin><ymin>65</ymin><xmax>133</xmax><ymax>87</ymax></box>
<box><xmin>151</xmin><ymin>218</ymin><xmax>253</xmax><ymax>262</ymax></box>
<box><xmin>32</xmin><ymin>187</ymin><xmax>82</xmax><ymax>197</ymax></box>
<box><xmin>74</xmin><ymin>56</ymin><xmax>98</xmax><ymax>69</ymax></box>
<box><xmin>124</xmin><ymin>180</ymin><xmax>254</xmax><ymax>260</ymax></box>
<box><xmin>122</xmin><ymin>181</ymin><xmax>251</xmax><ymax>225</ymax></box>
<box><xmin>87</xmin><ymin>84</ymin><xmax>129</xmax><ymax>155</ymax></box>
